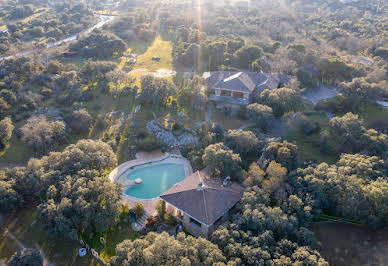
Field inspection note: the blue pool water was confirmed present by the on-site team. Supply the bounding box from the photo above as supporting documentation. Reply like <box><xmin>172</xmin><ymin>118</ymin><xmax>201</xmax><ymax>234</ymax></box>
<box><xmin>121</xmin><ymin>161</ymin><xmax>186</xmax><ymax>199</ymax></box>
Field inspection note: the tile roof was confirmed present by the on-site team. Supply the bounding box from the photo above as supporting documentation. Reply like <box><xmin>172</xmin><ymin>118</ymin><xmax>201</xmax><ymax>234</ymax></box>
<box><xmin>160</xmin><ymin>170</ymin><xmax>244</xmax><ymax>226</ymax></box>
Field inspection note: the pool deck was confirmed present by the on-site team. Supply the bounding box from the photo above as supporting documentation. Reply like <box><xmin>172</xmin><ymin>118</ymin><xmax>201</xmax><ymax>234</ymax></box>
<box><xmin>109</xmin><ymin>151</ymin><xmax>193</xmax><ymax>214</ymax></box>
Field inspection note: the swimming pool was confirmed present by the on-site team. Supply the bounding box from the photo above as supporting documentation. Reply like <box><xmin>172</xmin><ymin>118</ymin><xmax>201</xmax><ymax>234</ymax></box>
<box><xmin>116</xmin><ymin>157</ymin><xmax>186</xmax><ymax>199</ymax></box>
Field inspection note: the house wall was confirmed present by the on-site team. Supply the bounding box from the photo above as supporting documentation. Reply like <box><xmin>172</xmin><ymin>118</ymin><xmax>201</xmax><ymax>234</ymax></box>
<box><xmin>182</xmin><ymin>213</ymin><xmax>209</xmax><ymax>238</ymax></box>
<box><xmin>165</xmin><ymin>202</ymin><xmax>209</xmax><ymax>237</ymax></box>
<box><xmin>163</xmin><ymin>200</ymin><xmax>233</xmax><ymax>239</ymax></box>
<box><xmin>214</xmin><ymin>88</ymin><xmax>249</xmax><ymax>100</ymax></box>
<box><xmin>207</xmin><ymin>212</ymin><xmax>230</xmax><ymax>237</ymax></box>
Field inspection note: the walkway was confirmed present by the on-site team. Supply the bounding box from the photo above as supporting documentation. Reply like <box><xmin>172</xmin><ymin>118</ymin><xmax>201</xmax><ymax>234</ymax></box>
<box><xmin>206</xmin><ymin>105</ymin><xmax>212</xmax><ymax>123</ymax></box>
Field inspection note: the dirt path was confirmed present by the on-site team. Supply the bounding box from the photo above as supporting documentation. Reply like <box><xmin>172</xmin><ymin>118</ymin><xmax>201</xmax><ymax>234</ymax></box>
<box><xmin>1</xmin><ymin>228</ymin><xmax>25</xmax><ymax>250</ymax></box>
<box><xmin>0</xmin><ymin>214</ymin><xmax>53</xmax><ymax>266</ymax></box>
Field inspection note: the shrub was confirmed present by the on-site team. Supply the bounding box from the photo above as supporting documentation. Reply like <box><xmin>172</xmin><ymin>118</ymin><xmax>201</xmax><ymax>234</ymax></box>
<box><xmin>7</xmin><ymin>248</ymin><xmax>43</xmax><ymax>266</ymax></box>
<box><xmin>0</xmin><ymin>117</ymin><xmax>14</xmax><ymax>150</ymax></box>
<box><xmin>136</xmin><ymin>130</ymin><xmax>148</xmax><ymax>139</ymax></box>
<box><xmin>172</xmin><ymin>122</ymin><xmax>184</xmax><ymax>136</ymax></box>
<box><xmin>136</xmin><ymin>135</ymin><xmax>162</xmax><ymax>152</ymax></box>
<box><xmin>145</xmin><ymin>216</ymin><xmax>159</xmax><ymax>232</ymax></box>
<box><xmin>181</xmin><ymin>143</ymin><xmax>204</xmax><ymax>171</ymax></box>
<box><xmin>70</xmin><ymin>109</ymin><xmax>93</xmax><ymax>135</ymax></box>
<box><xmin>163</xmin><ymin>212</ymin><xmax>177</xmax><ymax>227</ymax></box>
<box><xmin>247</xmin><ymin>103</ymin><xmax>275</xmax><ymax>131</ymax></box>
<box><xmin>155</xmin><ymin>200</ymin><xmax>166</xmax><ymax>218</ymax></box>
<box><xmin>47</xmin><ymin>61</ymin><xmax>63</xmax><ymax>74</ymax></box>
<box><xmin>133</xmin><ymin>202</ymin><xmax>145</xmax><ymax>219</ymax></box>
<box><xmin>40</xmin><ymin>87</ymin><xmax>53</xmax><ymax>98</ymax></box>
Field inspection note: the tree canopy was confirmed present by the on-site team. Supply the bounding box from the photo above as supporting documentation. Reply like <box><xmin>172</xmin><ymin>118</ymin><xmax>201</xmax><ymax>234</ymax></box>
<box><xmin>113</xmin><ymin>232</ymin><xmax>226</xmax><ymax>265</ymax></box>
<box><xmin>202</xmin><ymin>143</ymin><xmax>242</xmax><ymax>180</ymax></box>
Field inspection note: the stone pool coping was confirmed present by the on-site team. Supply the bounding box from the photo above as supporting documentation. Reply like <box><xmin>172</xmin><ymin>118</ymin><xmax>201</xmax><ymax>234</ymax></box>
<box><xmin>109</xmin><ymin>151</ymin><xmax>193</xmax><ymax>214</ymax></box>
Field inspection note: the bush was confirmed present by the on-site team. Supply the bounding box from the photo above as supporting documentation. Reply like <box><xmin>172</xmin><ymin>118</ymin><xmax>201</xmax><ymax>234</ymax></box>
<box><xmin>47</xmin><ymin>61</ymin><xmax>63</xmax><ymax>74</ymax></box>
<box><xmin>172</xmin><ymin>122</ymin><xmax>184</xmax><ymax>136</ymax></box>
<box><xmin>136</xmin><ymin>130</ymin><xmax>148</xmax><ymax>139</ymax></box>
<box><xmin>145</xmin><ymin>216</ymin><xmax>159</xmax><ymax>232</ymax></box>
<box><xmin>163</xmin><ymin>212</ymin><xmax>177</xmax><ymax>227</ymax></box>
<box><xmin>70</xmin><ymin>109</ymin><xmax>93</xmax><ymax>135</ymax></box>
<box><xmin>0</xmin><ymin>117</ymin><xmax>14</xmax><ymax>150</ymax></box>
<box><xmin>133</xmin><ymin>202</ymin><xmax>145</xmax><ymax>219</ymax></box>
<box><xmin>155</xmin><ymin>200</ymin><xmax>166</xmax><ymax>218</ymax></box>
<box><xmin>136</xmin><ymin>135</ymin><xmax>162</xmax><ymax>152</ymax></box>
<box><xmin>7</xmin><ymin>248</ymin><xmax>43</xmax><ymax>266</ymax></box>
<box><xmin>40</xmin><ymin>87</ymin><xmax>53</xmax><ymax>98</ymax></box>
<box><xmin>181</xmin><ymin>143</ymin><xmax>204</xmax><ymax>171</ymax></box>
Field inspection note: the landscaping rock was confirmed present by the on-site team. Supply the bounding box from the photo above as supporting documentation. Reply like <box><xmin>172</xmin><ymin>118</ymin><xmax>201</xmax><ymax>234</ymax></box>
<box><xmin>146</xmin><ymin>120</ymin><xmax>198</xmax><ymax>147</ymax></box>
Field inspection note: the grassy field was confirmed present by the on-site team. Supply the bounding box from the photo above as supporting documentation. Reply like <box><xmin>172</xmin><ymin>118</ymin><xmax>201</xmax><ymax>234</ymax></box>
<box><xmin>0</xmin><ymin>205</ymin><xmax>142</xmax><ymax>265</ymax></box>
<box><xmin>211</xmin><ymin>107</ymin><xmax>249</xmax><ymax>130</ymax></box>
<box><xmin>79</xmin><ymin>206</ymin><xmax>142</xmax><ymax>262</ymax></box>
<box><xmin>128</xmin><ymin>35</ymin><xmax>174</xmax><ymax>84</ymax></box>
<box><xmin>0</xmin><ymin>136</ymin><xmax>33</xmax><ymax>167</ymax></box>
<box><xmin>133</xmin><ymin>35</ymin><xmax>173</xmax><ymax>71</ymax></box>
<box><xmin>358</xmin><ymin>105</ymin><xmax>388</xmax><ymax>129</ymax></box>
<box><xmin>288</xmin><ymin>113</ymin><xmax>338</xmax><ymax>165</ymax></box>
<box><xmin>0</xmin><ymin>206</ymin><xmax>96</xmax><ymax>265</ymax></box>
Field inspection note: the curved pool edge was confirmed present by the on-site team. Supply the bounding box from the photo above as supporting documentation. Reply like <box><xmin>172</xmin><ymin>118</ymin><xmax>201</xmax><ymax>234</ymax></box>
<box><xmin>109</xmin><ymin>152</ymin><xmax>171</xmax><ymax>183</ymax></box>
<box><xmin>109</xmin><ymin>152</ymin><xmax>193</xmax><ymax>203</ymax></box>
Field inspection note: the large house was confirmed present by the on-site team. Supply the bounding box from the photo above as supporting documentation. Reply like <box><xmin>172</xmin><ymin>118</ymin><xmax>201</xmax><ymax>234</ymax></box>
<box><xmin>160</xmin><ymin>170</ymin><xmax>244</xmax><ymax>238</ymax></box>
<box><xmin>203</xmin><ymin>71</ymin><xmax>291</xmax><ymax>109</ymax></box>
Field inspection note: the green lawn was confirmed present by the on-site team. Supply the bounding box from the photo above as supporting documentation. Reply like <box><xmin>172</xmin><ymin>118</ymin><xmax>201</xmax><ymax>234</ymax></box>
<box><xmin>79</xmin><ymin>208</ymin><xmax>142</xmax><ymax>262</ymax></box>
<box><xmin>289</xmin><ymin>113</ymin><xmax>338</xmax><ymax>165</ymax></box>
<box><xmin>0</xmin><ymin>206</ymin><xmax>96</xmax><ymax>265</ymax></box>
<box><xmin>211</xmin><ymin>107</ymin><xmax>249</xmax><ymax>130</ymax></box>
<box><xmin>0</xmin><ymin>136</ymin><xmax>33</xmax><ymax>167</ymax></box>
<box><xmin>294</xmin><ymin>131</ymin><xmax>338</xmax><ymax>165</ymax></box>
<box><xmin>358</xmin><ymin>105</ymin><xmax>388</xmax><ymax>128</ymax></box>
<box><xmin>0</xmin><ymin>205</ymin><xmax>142</xmax><ymax>265</ymax></box>
<box><xmin>127</xmin><ymin>35</ymin><xmax>175</xmax><ymax>86</ymax></box>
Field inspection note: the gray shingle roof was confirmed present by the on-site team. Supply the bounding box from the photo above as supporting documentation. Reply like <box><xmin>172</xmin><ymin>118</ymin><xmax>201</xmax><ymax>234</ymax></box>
<box><xmin>213</xmin><ymin>72</ymin><xmax>256</xmax><ymax>93</ymax></box>
<box><xmin>203</xmin><ymin>71</ymin><xmax>292</xmax><ymax>94</ymax></box>
<box><xmin>160</xmin><ymin>171</ymin><xmax>244</xmax><ymax>226</ymax></box>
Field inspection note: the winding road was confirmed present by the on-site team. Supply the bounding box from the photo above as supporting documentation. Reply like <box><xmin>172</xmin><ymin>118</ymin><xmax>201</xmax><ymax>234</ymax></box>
<box><xmin>0</xmin><ymin>14</ymin><xmax>115</xmax><ymax>62</ymax></box>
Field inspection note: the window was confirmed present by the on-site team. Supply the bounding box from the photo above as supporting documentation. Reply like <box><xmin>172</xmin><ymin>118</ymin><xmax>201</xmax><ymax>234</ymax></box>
<box><xmin>221</xmin><ymin>90</ymin><xmax>231</xmax><ymax>96</ymax></box>
<box><xmin>233</xmin><ymin>91</ymin><xmax>244</xmax><ymax>98</ymax></box>
<box><xmin>189</xmin><ymin>217</ymin><xmax>202</xmax><ymax>228</ymax></box>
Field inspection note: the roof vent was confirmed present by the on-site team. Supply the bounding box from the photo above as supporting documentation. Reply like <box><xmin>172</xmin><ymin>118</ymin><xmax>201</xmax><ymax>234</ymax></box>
<box><xmin>197</xmin><ymin>182</ymin><xmax>205</xmax><ymax>191</ymax></box>
<box><xmin>223</xmin><ymin>176</ymin><xmax>231</xmax><ymax>187</ymax></box>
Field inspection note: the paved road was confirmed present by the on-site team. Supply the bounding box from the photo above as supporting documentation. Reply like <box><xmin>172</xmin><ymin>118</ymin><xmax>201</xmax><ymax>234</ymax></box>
<box><xmin>0</xmin><ymin>14</ymin><xmax>115</xmax><ymax>61</ymax></box>
<box><xmin>237</xmin><ymin>122</ymin><xmax>255</xmax><ymax>131</ymax></box>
